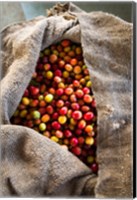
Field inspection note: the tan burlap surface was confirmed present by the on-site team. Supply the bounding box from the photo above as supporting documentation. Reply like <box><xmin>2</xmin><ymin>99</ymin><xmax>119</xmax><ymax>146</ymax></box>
<box><xmin>0</xmin><ymin>3</ymin><xmax>133</xmax><ymax>198</ymax></box>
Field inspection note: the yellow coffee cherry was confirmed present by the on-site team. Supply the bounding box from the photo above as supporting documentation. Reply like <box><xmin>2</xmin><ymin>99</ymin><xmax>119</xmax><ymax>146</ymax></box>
<box><xmin>85</xmin><ymin>137</ymin><xmax>94</xmax><ymax>145</ymax></box>
<box><xmin>51</xmin><ymin>136</ymin><xmax>59</xmax><ymax>143</ymax></box>
<box><xmin>22</xmin><ymin>97</ymin><xmax>30</xmax><ymax>106</ymax></box>
<box><xmin>58</xmin><ymin>116</ymin><xmax>67</xmax><ymax>124</ymax></box>
<box><xmin>20</xmin><ymin>110</ymin><xmax>28</xmax><ymax>118</ymax></box>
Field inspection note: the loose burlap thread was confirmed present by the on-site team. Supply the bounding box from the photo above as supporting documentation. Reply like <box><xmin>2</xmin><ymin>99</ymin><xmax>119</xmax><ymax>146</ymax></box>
<box><xmin>0</xmin><ymin>3</ymin><xmax>133</xmax><ymax>198</ymax></box>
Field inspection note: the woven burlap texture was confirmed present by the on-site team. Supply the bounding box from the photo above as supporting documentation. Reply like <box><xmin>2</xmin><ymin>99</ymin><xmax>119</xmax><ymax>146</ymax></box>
<box><xmin>0</xmin><ymin>3</ymin><xmax>133</xmax><ymax>198</ymax></box>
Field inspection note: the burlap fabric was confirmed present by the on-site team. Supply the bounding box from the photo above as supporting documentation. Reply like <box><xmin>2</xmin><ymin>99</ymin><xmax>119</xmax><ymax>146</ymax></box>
<box><xmin>0</xmin><ymin>3</ymin><xmax>133</xmax><ymax>198</ymax></box>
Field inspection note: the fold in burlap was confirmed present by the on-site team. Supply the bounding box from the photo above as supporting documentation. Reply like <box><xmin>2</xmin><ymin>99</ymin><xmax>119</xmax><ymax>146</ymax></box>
<box><xmin>0</xmin><ymin>3</ymin><xmax>133</xmax><ymax>198</ymax></box>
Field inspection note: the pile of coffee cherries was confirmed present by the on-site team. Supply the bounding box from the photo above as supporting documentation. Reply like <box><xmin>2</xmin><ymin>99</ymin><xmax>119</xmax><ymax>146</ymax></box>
<box><xmin>11</xmin><ymin>39</ymin><xmax>98</xmax><ymax>174</ymax></box>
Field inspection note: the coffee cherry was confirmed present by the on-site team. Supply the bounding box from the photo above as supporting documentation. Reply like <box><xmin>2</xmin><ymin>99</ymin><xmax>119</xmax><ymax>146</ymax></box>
<box><xmin>91</xmin><ymin>163</ymin><xmax>98</xmax><ymax>173</ymax></box>
<box><xmin>63</xmin><ymin>71</ymin><xmax>69</xmax><ymax>78</ymax></box>
<box><xmin>34</xmin><ymin>119</ymin><xmax>41</xmax><ymax>125</ymax></box>
<box><xmin>73</xmin><ymin>80</ymin><xmax>80</xmax><ymax>88</ymax></box>
<box><xmin>81</xmin><ymin>105</ymin><xmax>90</xmax><ymax>112</ymax></box>
<box><xmin>30</xmin><ymin>86</ymin><xmax>39</xmax><ymax>96</ymax></box>
<box><xmin>20</xmin><ymin>110</ymin><xmax>28</xmax><ymax>118</ymax></box>
<box><xmin>39</xmin><ymin>123</ymin><xmax>46</xmax><ymax>131</ymax></box>
<box><xmin>32</xmin><ymin>111</ymin><xmax>41</xmax><ymax>119</ymax></box>
<box><xmin>92</xmin><ymin>99</ymin><xmax>96</xmax><ymax>107</ymax></box>
<box><xmin>75</xmin><ymin>129</ymin><xmax>82</xmax><ymax>135</ymax></box>
<box><xmin>54</xmin><ymin>76</ymin><xmax>62</xmax><ymax>83</ymax></box>
<box><xmin>78</xmin><ymin>137</ymin><xmax>85</xmax><ymax>144</ymax></box>
<box><xmin>59</xmin><ymin>107</ymin><xmax>68</xmax><ymax>115</ymax></box>
<box><xmin>30</xmin><ymin>99</ymin><xmax>39</xmax><ymax>107</ymax></box>
<box><xmin>75</xmin><ymin>89</ymin><xmax>84</xmax><ymax>98</ymax></box>
<box><xmin>38</xmin><ymin>95</ymin><xmax>44</xmax><ymax>101</ymax></box>
<box><xmin>64</xmin><ymin>55</ymin><xmax>71</xmax><ymax>62</ymax></box>
<box><xmin>56</xmin><ymin>88</ymin><xmax>64</xmax><ymax>96</ymax></box>
<box><xmin>46</xmin><ymin>71</ymin><xmax>53</xmax><ymax>79</ymax></box>
<box><xmin>39</xmin><ymin>100</ymin><xmax>46</xmax><ymax>107</ymax></box>
<box><xmin>74</xmin><ymin>65</ymin><xmax>82</xmax><ymax>74</ymax></box>
<box><xmin>49</xmin><ymin>54</ymin><xmax>58</xmax><ymax>63</ymax></box>
<box><xmin>65</xmin><ymin>64</ymin><xmax>73</xmax><ymax>72</ymax></box>
<box><xmin>41</xmin><ymin>114</ymin><xmax>50</xmax><ymax>123</ymax></box>
<box><xmin>57</xmin><ymin>45</ymin><xmax>63</xmax><ymax>52</ymax></box>
<box><xmin>52</xmin><ymin>121</ymin><xmax>61</xmax><ymax>130</ymax></box>
<box><xmin>24</xmin><ymin>89</ymin><xmax>29</xmax><ymax>97</ymax></box>
<box><xmin>70</xmin><ymin>94</ymin><xmax>77</xmax><ymax>102</ymax></box>
<box><xmin>85</xmin><ymin>137</ymin><xmax>94</xmax><ymax>145</ymax></box>
<box><xmin>58</xmin><ymin>116</ymin><xmax>67</xmax><ymax>124</ymax></box>
<box><xmin>67</xmin><ymin>109</ymin><xmax>72</xmax><ymax>118</ymax></box>
<box><xmin>44</xmin><ymin>63</ymin><xmax>51</xmax><ymax>71</ymax></box>
<box><xmin>36</xmin><ymin>75</ymin><xmax>43</xmax><ymax>82</ymax></box>
<box><xmin>44</xmin><ymin>48</ymin><xmax>50</xmax><ymax>56</ymax></box>
<box><xmin>58</xmin><ymin>60</ymin><xmax>65</xmax><ymax>68</ymax></box>
<box><xmin>48</xmin><ymin>88</ymin><xmax>56</xmax><ymax>95</ymax></box>
<box><xmin>85</xmin><ymin>125</ymin><xmax>93</xmax><ymax>133</ymax></box>
<box><xmin>75</xmin><ymin>47</ymin><xmax>82</xmax><ymax>55</ymax></box>
<box><xmin>38</xmin><ymin>108</ymin><xmax>47</xmax><ymax>115</ymax></box>
<box><xmin>61</xmin><ymin>39</ymin><xmax>70</xmax><ymax>47</ymax></box>
<box><xmin>86</xmin><ymin>80</ymin><xmax>92</xmax><ymax>88</ymax></box>
<box><xmin>42</xmin><ymin>56</ymin><xmax>48</xmax><ymax>63</ymax></box>
<box><xmin>84</xmin><ymin>112</ymin><xmax>94</xmax><ymax>121</ymax></box>
<box><xmin>64</xmin><ymin>102</ymin><xmax>70</xmax><ymax>110</ymax></box>
<box><xmin>83</xmin><ymin>94</ymin><xmax>93</xmax><ymax>103</ymax></box>
<box><xmin>71</xmin><ymin>146</ymin><xmax>82</xmax><ymax>155</ymax></box>
<box><xmin>43</xmin><ymin>131</ymin><xmax>51</xmax><ymax>138</ymax></box>
<box><xmin>22</xmin><ymin>97</ymin><xmax>30</xmax><ymax>106</ymax></box>
<box><xmin>44</xmin><ymin>94</ymin><xmax>54</xmax><ymax>103</ymax></box>
<box><xmin>70</xmin><ymin>58</ymin><xmax>78</xmax><ymax>66</ymax></box>
<box><xmin>68</xmin><ymin>50</ymin><xmax>75</xmax><ymax>57</ymax></box>
<box><xmin>69</xmin><ymin>124</ymin><xmax>75</xmax><ymax>130</ymax></box>
<box><xmin>46</xmin><ymin>105</ymin><xmax>54</xmax><ymax>114</ymax></box>
<box><xmin>13</xmin><ymin>110</ymin><xmax>19</xmax><ymax>117</ymax></box>
<box><xmin>64</xmin><ymin>46</ymin><xmax>71</xmax><ymax>53</ymax></box>
<box><xmin>65</xmin><ymin>87</ymin><xmax>73</xmax><ymax>96</ymax></box>
<box><xmin>26</xmin><ymin>114</ymin><xmax>32</xmax><ymax>120</ymax></box>
<box><xmin>40</xmin><ymin>84</ymin><xmax>46</xmax><ymax>93</ymax></box>
<box><xmin>64</xmin><ymin>138</ymin><xmax>69</xmax><ymax>145</ymax></box>
<box><xmin>59</xmin><ymin>52</ymin><xmax>66</xmax><ymax>58</ymax></box>
<box><xmin>71</xmin><ymin>103</ymin><xmax>80</xmax><ymax>110</ymax></box>
<box><xmin>83</xmin><ymin>87</ymin><xmax>90</xmax><ymax>94</ymax></box>
<box><xmin>84</xmin><ymin>70</ymin><xmax>90</xmax><ymax>76</ymax></box>
<box><xmin>70</xmin><ymin>118</ymin><xmax>77</xmax><ymax>125</ymax></box>
<box><xmin>78</xmin><ymin>119</ymin><xmax>86</xmax><ymax>129</ymax></box>
<box><xmin>51</xmin><ymin>136</ymin><xmax>59</xmax><ymax>143</ymax></box>
<box><xmin>53</xmin><ymin>49</ymin><xmax>59</xmax><ymax>56</ymax></box>
<box><xmin>56</xmin><ymin>100</ymin><xmax>64</xmax><ymax>108</ymax></box>
<box><xmin>55</xmin><ymin>130</ymin><xmax>63</xmax><ymax>138</ymax></box>
<box><xmin>64</xmin><ymin>130</ymin><xmax>72</xmax><ymax>138</ymax></box>
<box><xmin>72</xmin><ymin>111</ymin><xmax>82</xmax><ymax>120</ymax></box>
<box><xmin>26</xmin><ymin>120</ymin><xmax>33</xmax><ymax>128</ymax></box>
<box><xmin>87</xmin><ymin>156</ymin><xmax>94</xmax><ymax>164</ymax></box>
<box><xmin>80</xmin><ymin>78</ymin><xmax>86</xmax><ymax>85</ymax></box>
<box><xmin>70</xmin><ymin>137</ymin><xmax>78</xmax><ymax>147</ymax></box>
<box><xmin>75</xmin><ymin>74</ymin><xmax>82</xmax><ymax>80</ymax></box>
<box><xmin>52</xmin><ymin>112</ymin><xmax>59</xmax><ymax>120</ymax></box>
<box><xmin>55</xmin><ymin>69</ymin><xmax>62</xmax><ymax>77</ymax></box>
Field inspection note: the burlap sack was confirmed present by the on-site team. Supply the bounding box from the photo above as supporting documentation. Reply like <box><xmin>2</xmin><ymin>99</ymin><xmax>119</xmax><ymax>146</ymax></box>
<box><xmin>0</xmin><ymin>3</ymin><xmax>133</xmax><ymax>198</ymax></box>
